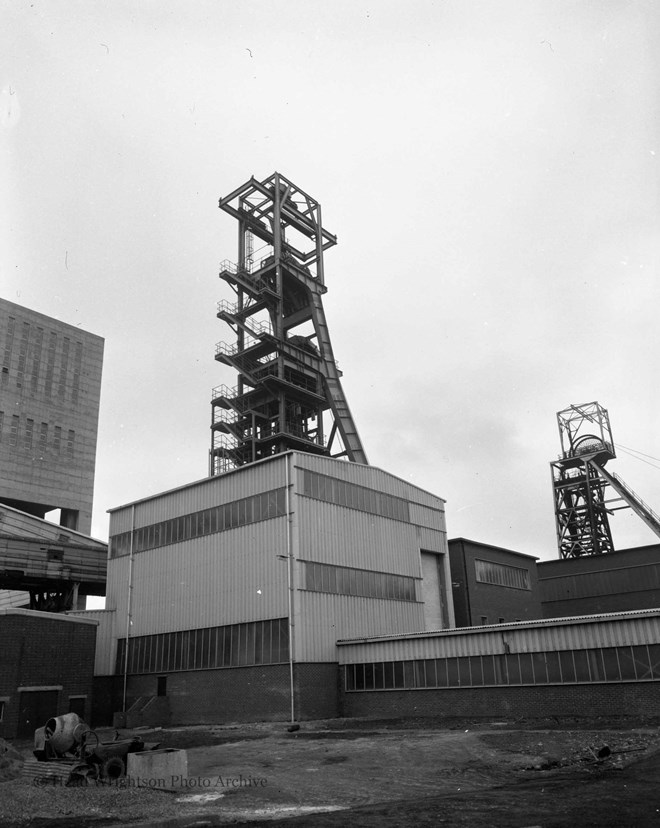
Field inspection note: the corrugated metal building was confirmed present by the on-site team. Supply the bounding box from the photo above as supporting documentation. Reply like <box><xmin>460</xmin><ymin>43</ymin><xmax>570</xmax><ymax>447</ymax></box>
<box><xmin>337</xmin><ymin>609</ymin><xmax>660</xmax><ymax>720</ymax></box>
<box><xmin>98</xmin><ymin>451</ymin><xmax>453</xmax><ymax>724</ymax></box>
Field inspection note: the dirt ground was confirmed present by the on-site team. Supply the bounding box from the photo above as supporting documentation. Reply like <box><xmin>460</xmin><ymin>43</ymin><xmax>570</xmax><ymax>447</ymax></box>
<box><xmin>2</xmin><ymin>716</ymin><xmax>660</xmax><ymax>827</ymax></box>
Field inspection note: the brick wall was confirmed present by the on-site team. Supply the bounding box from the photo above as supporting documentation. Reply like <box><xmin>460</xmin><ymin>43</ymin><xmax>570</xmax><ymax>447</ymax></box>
<box><xmin>295</xmin><ymin>663</ymin><xmax>339</xmax><ymax>720</ymax></box>
<box><xmin>112</xmin><ymin>666</ymin><xmax>292</xmax><ymax>725</ymax></box>
<box><xmin>339</xmin><ymin>672</ymin><xmax>660</xmax><ymax>720</ymax></box>
<box><xmin>0</xmin><ymin>613</ymin><xmax>97</xmax><ymax>739</ymax></box>
<box><xmin>96</xmin><ymin>662</ymin><xmax>341</xmax><ymax>727</ymax></box>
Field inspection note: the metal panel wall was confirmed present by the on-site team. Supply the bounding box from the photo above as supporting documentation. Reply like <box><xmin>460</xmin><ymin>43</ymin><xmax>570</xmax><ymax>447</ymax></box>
<box><xmin>417</xmin><ymin>527</ymin><xmax>447</xmax><ymax>554</ymax></box>
<box><xmin>296</xmin><ymin>498</ymin><xmax>425</xmax><ymax>576</ymax></box>
<box><xmin>68</xmin><ymin>609</ymin><xmax>116</xmax><ymax>675</ymax></box>
<box><xmin>337</xmin><ymin>611</ymin><xmax>660</xmax><ymax>664</ymax></box>
<box><xmin>108</xmin><ymin>455</ymin><xmax>287</xmax><ymax>535</ymax></box>
<box><xmin>104</xmin><ymin>451</ymin><xmax>452</xmax><ymax>671</ymax></box>
<box><xmin>106</xmin><ymin>518</ymin><xmax>289</xmax><ymax>638</ymax></box>
<box><xmin>294</xmin><ymin>591</ymin><xmax>425</xmax><ymax>662</ymax></box>
<box><xmin>293</xmin><ymin>453</ymin><xmax>446</xmax><ymax>511</ymax></box>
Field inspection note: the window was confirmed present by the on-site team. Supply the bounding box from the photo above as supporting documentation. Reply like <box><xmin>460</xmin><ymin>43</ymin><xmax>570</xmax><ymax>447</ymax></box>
<box><xmin>10</xmin><ymin>415</ymin><xmax>19</xmax><ymax>447</ymax></box>
<box><xmin>24</xmin><ymin>419</ymin><xmax>34</xmax><ymax>449</ymax></box>
<box><xmin>344</xmin><ymin>644</ymin><xmax>660</xmax><ymax>692</ymax></box>
<box><xmin>116</xmin><ymin>618</ymin><xmax>290</xmax><ymax>675</ymax></box>
<box><xmin>16</xmin><ymin>322</ymin><xmax>30</xmax><ymax>387</ymax></box>
<box><xmin>2</xmin><ymin>317</ymin><xmax>15</xmax><ymax>383</ymax></box>
<box><xmin>474</xmin><ymin>559</ymin><xmax>530</xmax><ymax>590</ymax></box>
<box><xmin>44</xmin><ymin>332</ymin><xmax>57</xmax><ymax>396</ymax></box>
<box><xmin>58</xmin><ymin>337</ymin><xmax>70</xmax><ymax>398</ymax></box>
<box><xmin>71</xmin><ymin>341</ymin><xmax>83</xmax><ymax>403</ymax></box>
<box><xmin>109</xmin><ymin>487</ymin><xmax>287</xmax><ymax>557</ymax></box>
<box><xmin>301</xmin><ymin>560</ymin><xmax>417</xmax><ymax>603</ymax></box>
<box><xmin>31</xmin><ymin>328</ymin><xmax>43</xmax><ymax>391</ymax></box>
<box><xmin>301</xmin><ymin>469</ymin><xmax>410</xmax><ymax>523</ymax></box>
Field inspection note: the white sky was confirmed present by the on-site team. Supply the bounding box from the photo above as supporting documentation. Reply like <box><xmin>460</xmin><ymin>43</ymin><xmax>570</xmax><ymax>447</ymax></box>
<box><xmin>2</xmin><ymin>1</ymin><xmax>659</xmax><ymax>561</ymax></box>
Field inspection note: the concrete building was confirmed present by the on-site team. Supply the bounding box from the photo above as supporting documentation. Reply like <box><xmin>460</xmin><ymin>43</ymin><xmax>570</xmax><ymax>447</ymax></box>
<box><xmin>538</xmin><ymin>543</ymin><xmax>660</xmax><ymax>618</ymax></box>
<box><xmin>448</xmin><ymin>538</ymin><xmax>542</xmax><ymax>627</ymax></box>
<box><xmin>95</xmin><ymin>451</ymin><xmax>453</xmax><ymax>724</ymax></box>
<box><xmin>0</xmin><ymin>298</ymin><xmax>104</xmax><ymax>535</ymax></box>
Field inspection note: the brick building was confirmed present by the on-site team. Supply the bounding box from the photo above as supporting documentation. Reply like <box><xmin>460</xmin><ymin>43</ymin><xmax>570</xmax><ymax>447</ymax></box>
<box><xmin>448</xmin><ymin>538</ymin><xmax>542</xmax><ymax>627</ymax></box>
<box><xmin>0</xmin><ymin>609</ymin><xmax>98</xmax><ymax>739</ymax></box>
<box><xmin>538</xmin><ymin>543</ymin><xmax>660</xmax><ymax>618</ymax></box>
<box><xmin>338</xmin><ymin>609</ymin><xmax>660</xmax><ymax>721</ymax></box>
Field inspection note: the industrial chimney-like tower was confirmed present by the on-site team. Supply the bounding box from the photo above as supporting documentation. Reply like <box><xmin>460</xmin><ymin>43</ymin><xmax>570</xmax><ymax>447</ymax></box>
<box><xmin>550</xmin><ymin>401</ymin><xmax>660</xmax><ymax>558</ymax></box>
<box><xmin>210</xmin><ymin>172</ymin><xmax>368</xmax><ymax>475</ymax></box>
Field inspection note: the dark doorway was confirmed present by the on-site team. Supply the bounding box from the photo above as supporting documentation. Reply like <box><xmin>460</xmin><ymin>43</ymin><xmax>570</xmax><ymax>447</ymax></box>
<box><xmin>157</xmin><ymin>676</ymin><xmax>167</xmax><ymax>697</ymax></box>
<box><xmin>17</xmin><ymin>690</ymin><xmax>58</xmax><ymax>738</ymax></box>
<box><xmin>68</xmin><ymin>696</ymin><xmax>86</xmax><ymax>719</ymax></box>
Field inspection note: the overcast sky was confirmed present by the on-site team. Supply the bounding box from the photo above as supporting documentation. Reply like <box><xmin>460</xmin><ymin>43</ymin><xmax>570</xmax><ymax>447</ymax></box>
<box><xmin>2</xmin><ymin>1</ymin><xmax>659</xmax><ymax>561</ymax></box>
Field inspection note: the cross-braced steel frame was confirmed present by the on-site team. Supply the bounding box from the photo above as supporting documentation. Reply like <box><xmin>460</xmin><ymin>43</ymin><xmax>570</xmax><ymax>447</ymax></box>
<box><xmin>210</xmin><ymin>172</ymin><xmax>368</xmax><ymax>475</ymax></box>
<box><xmin>551</xmin><ymin>402</ymin><xmax>617</xmax><ymax>558</ymax></box>
<box><xmin>551</xmin><ymin>401</ymin><xmax>660</xmax><ymax>558</ymax></box>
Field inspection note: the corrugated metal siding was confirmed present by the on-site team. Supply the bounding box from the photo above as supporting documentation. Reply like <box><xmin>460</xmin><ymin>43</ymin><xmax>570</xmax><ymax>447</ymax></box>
<box><xmin>106</xmin><ymin>518</ymin><xmax>289</xmax><ymax>637</ymax></box>
<box><xmin>109</xmin><ymin>456</ymin><xmax>287</xmax><ymax>534</ymax></box>
<box><xmin>0</xmin><ymin>589</ymin><xmax>29</xmax><ymax>609</ymax></box>
<box><xmin>408</xmin><ymin>502</ymin><xmax>446</xmax><ymax>532</ymax></box>
<box><xmin>295</xmin><ymin>590</ymin><xmax>425</xmax><ymax>662</ymax></box>
<box><xmin>0</xmin><ymin>503</ymin><xmax>107</xmax><ymax>547</ymax></box>
<box><xmin>293</xmin><ymin>453</ymin><xmax>445</xmax><ymax>510</ymax></box>
<box><xmin>337</xmin><ymin>611</ymin><xmax>660</xmax><ymax>663</ymax></box>
<box><xmin>296</xmin><ymin>499</ymin><xmax>424</xmax><ymax>576</ymax></box>
<box><xmin>68</xmin><ymin>609</ymin><xmax>116</xmax><ymax>674</ymax></box>
<box><xmin>417</xmin><ymin>527</ymin><xmax>447</xmax><ymax>554</ymax></box>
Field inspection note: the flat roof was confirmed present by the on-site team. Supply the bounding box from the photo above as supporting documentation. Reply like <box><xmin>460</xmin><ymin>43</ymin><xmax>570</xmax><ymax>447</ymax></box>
<box><xmin>0</xmin><ymin>607</ymin><xmax>98</xmax><ymax>625</ymax></box>
<box><xmin>448</xmin><ymin>537</ymin><xmax>539</xmax><ymax>561</ymax></box>
<box><xmin>0</xmin><ymin>297</ymin><xmax>104</xmax><ymax>343</ymax></box>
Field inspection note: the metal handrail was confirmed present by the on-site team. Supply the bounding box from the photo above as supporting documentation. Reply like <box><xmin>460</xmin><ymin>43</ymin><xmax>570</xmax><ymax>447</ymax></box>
<box><xmin>213</xmin><ymin>409</ymin><xmax>238</xmax><ymax>425</ymax></box>
<box><xmin>211</xmin><ymin>384</ymin><xmax>238</xmax><ymax>401</ymax></box>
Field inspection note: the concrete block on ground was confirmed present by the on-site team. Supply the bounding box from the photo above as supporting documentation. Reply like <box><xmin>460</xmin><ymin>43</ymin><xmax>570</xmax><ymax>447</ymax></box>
<box><xmin>127</xmin><ymin>748</ymin><xmax>188</xmax><ymax>788</ymax></box>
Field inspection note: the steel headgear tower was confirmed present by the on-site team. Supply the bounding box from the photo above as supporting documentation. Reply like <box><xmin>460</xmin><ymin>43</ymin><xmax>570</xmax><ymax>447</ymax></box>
<box><xmin>210</xmin><ymin>172</ymin><xmax>368</xmax><ymax>474</ymax></box>
<box><xmin>550</xmin><ymin>401</ymin><xmax>660</xmax><ymax>558</ymax></box>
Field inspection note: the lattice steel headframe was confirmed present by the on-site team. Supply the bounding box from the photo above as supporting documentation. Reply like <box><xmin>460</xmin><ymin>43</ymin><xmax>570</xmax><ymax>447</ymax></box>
<box><xmin>550</xmin><ymin>401</ymin><xmax>660</xmax><ymax>558</ymax></box>
<box><xmin>210</xmin><ymin>172</ymin><xmax>368</xmax><ymax>474</ymax></box>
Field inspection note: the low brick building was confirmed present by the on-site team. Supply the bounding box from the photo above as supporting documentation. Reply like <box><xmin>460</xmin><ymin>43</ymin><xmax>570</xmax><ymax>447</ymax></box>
<box><xmin>338</xmin><ymin>609</ymin><xmax>660</xmax><ymax>721</ymax></box>
<box><xmin>538</xmin><ymin>544</ymin><xmax>660</xmax><ymax>618</ymax></box>
<box><xmin>0</xmin><ymin>609</ymin><xmax>98</xmax><ymax>739</ymax></box>
<box><xmin>448</xmin><ymin>538</ymin><xmax>542</xmax><ymax>627</ymax></box>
